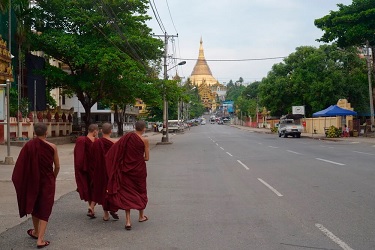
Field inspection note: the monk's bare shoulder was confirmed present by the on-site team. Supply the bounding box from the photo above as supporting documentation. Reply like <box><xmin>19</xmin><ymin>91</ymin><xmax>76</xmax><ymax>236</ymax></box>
<box><xmin>44</xmin><ymin>140</ymin><xmax>57</xmax><ymax>152</ymax></box>
<box><xmin>110</xmin><ymin>138</ymin><xmax>118</xmax><ymax>143</ymax></box>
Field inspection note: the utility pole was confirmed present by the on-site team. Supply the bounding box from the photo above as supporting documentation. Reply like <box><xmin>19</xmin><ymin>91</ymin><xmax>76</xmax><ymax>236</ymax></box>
<box><xmin>366</xmin><ymin>41</ymin><xmax>374</xmax><ymax>128</ymax></box>
<box><xmin>154</xmin><ymin>33</ymin><xmax>178</xmax><ymax>144</ymax></box>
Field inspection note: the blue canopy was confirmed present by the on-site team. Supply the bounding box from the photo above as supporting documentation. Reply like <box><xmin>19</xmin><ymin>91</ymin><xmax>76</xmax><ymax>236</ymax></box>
<box><xmin>313</xmin><ymin>105</ymin><xmax>357</xmax><ymax>117</ymax></box>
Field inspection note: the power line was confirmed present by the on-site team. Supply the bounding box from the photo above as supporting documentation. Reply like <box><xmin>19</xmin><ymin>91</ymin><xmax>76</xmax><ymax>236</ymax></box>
<box><xmin>149</xmin><ymin>0</ymin><xmax>166</xmax><ymax>33</ymax></box>
<box><xmin>172</xmin><ymin>57</ymin><xmax>286</xmax><ymax>62</ymax></box>
<box><xmin>165</xmin><ymin>0</ymin><xmax>177</xmax><ymax>34</ymax></box>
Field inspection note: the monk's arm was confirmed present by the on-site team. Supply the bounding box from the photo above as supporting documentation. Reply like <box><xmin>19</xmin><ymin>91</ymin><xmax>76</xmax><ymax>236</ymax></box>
<box><xmin>53</xmin><ymin>145</ymin><xmax>60</xmax><ymax>177</ymax></box>
<box><xmin>144</xmin><ymin>138</ymin><xmax>149</xmax><ymax>161</ymax></box>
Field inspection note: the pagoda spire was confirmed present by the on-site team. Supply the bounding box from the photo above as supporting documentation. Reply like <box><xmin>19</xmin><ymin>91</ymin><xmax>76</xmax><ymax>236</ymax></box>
<box><xmin>191</xmin><ymin>38</ymin><xmax>213</xmax><ymax>76</ymax></box>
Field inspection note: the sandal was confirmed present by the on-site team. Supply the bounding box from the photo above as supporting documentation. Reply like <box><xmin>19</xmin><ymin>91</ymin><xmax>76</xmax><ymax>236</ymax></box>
<box><xmin>87</xmin><ymin>208</ymin><xmax>96</xmax><ymax>219</ymax></box>
<box><xmin>37</xmin><ymin>241</ymin><xmax>50</xmax><ymax>248</ymax></box>
<box><xmin>110</xmin><ymin>211</ymin><xmax>119</xmax><ymax>220</ymax></box>
<box><xmin>125</xmin><ymin>225</ymin><xmax>132</xmax><ymax>230</ymax></box>
<box><xmin>27</xmin><ymin>229</ymin><xmax>38</xmax><ymax>239</ymax></box>
<box><xmin>139</xmin><ymin>215</ymin><xmax>148</xmax><ymax>222</ymax></box>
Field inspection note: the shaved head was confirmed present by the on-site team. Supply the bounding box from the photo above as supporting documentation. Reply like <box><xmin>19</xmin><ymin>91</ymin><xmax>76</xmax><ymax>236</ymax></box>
<box><xmin>101</xmin><ymin>123</ymin><xmax>112</xmax><ymax>135</ymax></box>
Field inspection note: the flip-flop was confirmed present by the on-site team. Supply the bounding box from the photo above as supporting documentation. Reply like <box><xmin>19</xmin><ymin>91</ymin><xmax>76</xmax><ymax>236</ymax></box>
<box><xmin>37</xmin><ymin>241</ymin><xmax>50</xmax><ymax>249</ymax></box>
<box><xmin>139</xmin><ymin>215</ymin><xmax>148</xmax><ymax>222</ymax></box>
<box><xmin>27</xmin><ymin>229</ymin><xmax>38</xmax><ymax>239</ymax></box>
<box><xmin>87</xmin><ymin>208</ymin><xmax>96</xmax><ymax>219</ymax></box>
<box><xmin>110</xmin><ymin>211</ymin><xmax>119</xmax><ymax>220</ymax></box>
<box><xmin>125</xmin><ymin>225</ymin><xmax>132</xmax><ymax>230</ymax></box>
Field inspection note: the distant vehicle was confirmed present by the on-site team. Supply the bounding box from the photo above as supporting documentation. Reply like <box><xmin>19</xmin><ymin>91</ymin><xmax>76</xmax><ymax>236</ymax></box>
<box><xmin>167</xmin><ymin>120</ymin><xmax>183</xmax><ymax>132</ymax></box>
<box><xmin>201</xmin><ymin>119</ymin><xmax>206</xmax><ymax>125</ymax></box>
<box><xmin>278</xmin><ymin>117</ymin><xmax>303</xmax><ymax>138</ymax></box>
<box><xmin>217</xmin><ymin>120</ymin><xmax>224</xmax><ymax>125</ymax></box>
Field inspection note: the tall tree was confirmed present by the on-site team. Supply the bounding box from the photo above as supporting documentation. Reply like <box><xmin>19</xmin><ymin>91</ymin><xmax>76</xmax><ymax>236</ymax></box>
<box><xmin>315</xmin><ymin>0</ymin><xmax>375</xmax><ymax>68</ymax></box>
<box><xmin>259</xmin><ymin>44</ymin><xmax>368</xmax><ymax>117</ymax></box>
<box><xmin>27</xmin><ymin>0</ymin><xmax>163</xmax><ymax>131</ymax></box>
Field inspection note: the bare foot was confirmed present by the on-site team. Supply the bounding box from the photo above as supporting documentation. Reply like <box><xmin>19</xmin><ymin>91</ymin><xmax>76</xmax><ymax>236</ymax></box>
<box><xmin>139</xmin><ymin>215</ymin><xmax>148</xmax><ymax>222</ymax></box>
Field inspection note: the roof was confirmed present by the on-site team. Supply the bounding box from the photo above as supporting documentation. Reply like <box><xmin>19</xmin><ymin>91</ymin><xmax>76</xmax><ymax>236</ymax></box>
<box><xmin>312</xmin><ymin>105</ymin><xmax>357</xmax><ymax>117</ymax></box>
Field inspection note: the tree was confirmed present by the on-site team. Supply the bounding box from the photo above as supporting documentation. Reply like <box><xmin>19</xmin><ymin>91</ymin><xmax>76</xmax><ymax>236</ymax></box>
<box><xmin>315</xmin><ymin>0</ymin><xmax>375</xmax><ymax>68</ymax></box>
<box><xmin>258</xmin><ymin>44</ymin><xmax>368</xmax><ymax>117</ymax></box>
<box><xmin>28</xmin><ymin>0</ymin><xmax>163</xmax><ymax>131</ymax></box>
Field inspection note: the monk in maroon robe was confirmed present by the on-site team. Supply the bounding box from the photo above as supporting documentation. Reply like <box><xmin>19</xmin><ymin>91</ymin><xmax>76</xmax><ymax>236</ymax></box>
<box><xmin>74</xmin><ymin>123</ymin><xmax>98</xmax><ymax>218</ymax></box>
<box><xmin>106</xmin><ymin>120</ymin><xmax>150</xmax><ymax>230</ymax></box>
<box><xmin>12</xmin><ymin>123</ymin><xmax>60</xmax><ymax>248</ymax></box>
<box><xmin>91</xmin><ymin>123</ymin><xmax>119</xmax><ymax>221</ymax></box>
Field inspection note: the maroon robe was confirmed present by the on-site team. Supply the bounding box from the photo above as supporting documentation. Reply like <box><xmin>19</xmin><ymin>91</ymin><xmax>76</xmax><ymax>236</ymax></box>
<box><xmin>106</xmin><ymin>132</ymin><xmax>147</xmax><ymax>210</ymax></box>
<box><xmin>74</xmin><ymin>136</ymin><xmax>95</xmax><ymax>201</ymax></box>
<box><xmin>12</xmin><ymin>138</ymin><xmax>56</xmax><ymax>221</ymax></box>
<box><xmin>92</xmin><ymin>138</ymin><xmax>114</xmax><ymax>206</ymax></box>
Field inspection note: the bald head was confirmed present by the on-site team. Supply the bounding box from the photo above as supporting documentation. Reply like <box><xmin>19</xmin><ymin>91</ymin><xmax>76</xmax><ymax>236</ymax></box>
<box><xmin>88</xmin><ymin>124</ymin><xmax>99</xmax><ymax>133</ymax></box>
<box><xmin>135</xmin><ymin>120</ymin><xmax>146</xmax><ymax>132</ymax></box>
<box><xmin>34</xmin><ymin>123</ymin><xmax>47</xmax><ymax>136</ymax></box>
<box><xmin>101</xmin><ymin>123</ymin><xmax>112</xmax><ymax>135</ymax></box>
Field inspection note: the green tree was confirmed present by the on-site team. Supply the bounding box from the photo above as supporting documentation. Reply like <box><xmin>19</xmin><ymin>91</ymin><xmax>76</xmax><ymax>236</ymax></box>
<box><xmin>315</xmin><ymin>0</ymin><xmax>375</xmax><ymax>61</ymax></box>
<box><xmin>27</xmin><ymin>0</ymin><xmax>163</xmax><ymax>131</ymax></box>
<box><xmin>259</xmin><ymin>44</ymin><xmax>368</xmax><ymax>117</ymax></box>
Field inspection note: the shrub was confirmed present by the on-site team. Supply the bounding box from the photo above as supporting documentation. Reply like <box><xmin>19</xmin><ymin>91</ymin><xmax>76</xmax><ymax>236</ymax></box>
<box><xmin>326</xmin><ymin>125</ymin><xmax>341</xmax><ymax>138</ymax></box>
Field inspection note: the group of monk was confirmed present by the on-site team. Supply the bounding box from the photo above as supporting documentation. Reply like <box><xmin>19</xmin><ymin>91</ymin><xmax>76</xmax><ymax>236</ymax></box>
<box><xmin>12</xmin><ymin>120</ymin><xmax>150</xmax><ymax>248</ymax></box>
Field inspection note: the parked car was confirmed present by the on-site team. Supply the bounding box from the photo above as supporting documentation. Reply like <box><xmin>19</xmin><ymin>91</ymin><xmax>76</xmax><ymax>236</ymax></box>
<box><xmin>201</xmin><ymin>120</ymin><xmax>206</xmax><ymax>125</ymax></box>
<box><xmin>217</xmin><ymin>120</ymin><xmax>224</xmax><ymax>125</ymax></box>
<box><xmin>278</xmin><ymin>117</ymin><xmax>303</xmax><ymax>138</ymax></box>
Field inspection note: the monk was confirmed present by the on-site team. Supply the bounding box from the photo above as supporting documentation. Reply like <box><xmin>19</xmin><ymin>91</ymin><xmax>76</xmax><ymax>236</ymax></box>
<box><xmin>106</xmin><ymin>120</ymin><xmax>150</xmax><ymax>230</ymax></box>
<box><xmin>74</xmin><ymin>123</ymin><xmax>98</xmax><ymax>218</ymax></box>
<box><xmin>91</xmin><ymin>123</ymin><xmax>119</xmax><ymax>221</ymax></box>
<box><xmin>12</xmin><ymin>123</ymin><xmax>60</xmax><ymax>248</ymax></box>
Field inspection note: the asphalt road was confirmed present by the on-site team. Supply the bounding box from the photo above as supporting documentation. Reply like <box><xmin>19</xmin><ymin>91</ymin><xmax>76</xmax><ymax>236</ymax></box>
<box><xmin>0</xmin><ymin>124</ymin><xmax>374</xmax><ymax>249</ymax></box>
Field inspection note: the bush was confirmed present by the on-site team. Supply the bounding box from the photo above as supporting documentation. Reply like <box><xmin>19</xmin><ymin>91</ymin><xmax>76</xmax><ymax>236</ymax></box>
<box><xmin>326</xmin><ymin>125</ymin><xmax>341</xmax><ymax>138</ymax></box>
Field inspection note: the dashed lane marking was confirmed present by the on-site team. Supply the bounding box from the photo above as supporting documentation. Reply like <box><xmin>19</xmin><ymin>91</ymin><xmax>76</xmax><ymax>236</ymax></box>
<box><xmin>237</xmin><ymin>160</ymin><xmax>249</xmax><ymax>170</ymax></box>
<box><xmin>316</xmin><ymin>158</ymin><xmax>345</xmax><ymax>166</ymax></box>
<box><xmin>226</xmin><ymin>152</ymin><xmax>233</xmax><ymax>157</ymax></box>
<box><xmin>315</xmin><ymin>224</ymin><xmax>354</xmax><ymax>250</ymax></box>
<box><xmin>352</xmin><ymin>151</ymin><xmax>375</xmax><ymax>156</ymax></box>
<box><xmin>220</xmin><ymin>147</ymin><xmax>224</xmax><ymax>150</ymax></box>
<box><xmin>257</xmin><ymin>178</ymin><xmax>283</xmax><ymax>197</ymax></box>
<box><xmin>286</xmin><ymin>150</ymin><xmax>302</xmax><ymax>155</ymax></box>
<box><xmin>268</xmin><ymin>146</ymin><xmax>278</xmax><ymax>149</ymax></box>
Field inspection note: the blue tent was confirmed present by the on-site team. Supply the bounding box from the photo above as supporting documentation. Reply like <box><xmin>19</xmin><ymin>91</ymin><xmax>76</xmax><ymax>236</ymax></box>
<box><xmin>313</xmin><ymin>105</ymin><xmax>357</xmax><ymax>117</ymax></box>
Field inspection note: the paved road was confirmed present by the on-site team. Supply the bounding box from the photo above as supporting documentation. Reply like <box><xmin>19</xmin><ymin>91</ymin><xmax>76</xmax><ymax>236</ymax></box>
<box><xmin>0</xmin><ymin>125</ymin><xmax>374</xmax><ymax>249</ymax></box>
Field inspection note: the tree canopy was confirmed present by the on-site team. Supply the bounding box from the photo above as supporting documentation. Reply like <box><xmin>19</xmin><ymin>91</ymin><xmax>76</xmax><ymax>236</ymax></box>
<box><xmin>27</xmin><ymin>0</ymin><xmax>163</xmax><ymax>130</ymax></box>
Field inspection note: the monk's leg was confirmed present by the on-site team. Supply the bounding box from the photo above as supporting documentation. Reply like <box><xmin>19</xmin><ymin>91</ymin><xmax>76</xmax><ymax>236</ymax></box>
<box><xmin>138</xmin><ymin>210</ymin><xmax>148</xmax><ymax>222</ymax></box>
<box><xmin>31</xmin><ymin>216</ymin><xmax>39</xmax><ymax>237</ymax></box>
<box><xmin>103</xmin><ymin>209</ymin><xmax>109</xmax><ymax>221</ymax></box>
<box><xmin>87</xmin><ymin>201</ymin><xmax>96</xmax><ymax>216</ymax></box>
<box><xmin>36</xmin><ymin>219</ymin><xmax>48</xmax><ymax>246</ymax></box>
<box><xmin>125</xmin><ymin>210</ymin><xmax>131</xmax><ymax>226</ymax></box>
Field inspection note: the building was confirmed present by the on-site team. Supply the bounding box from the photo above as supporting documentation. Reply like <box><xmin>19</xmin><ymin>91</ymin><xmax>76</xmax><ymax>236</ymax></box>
<box><xmin>188</xmin><ymin>38</ymin><xmax>226</xmax><ymax>112</ymax></box>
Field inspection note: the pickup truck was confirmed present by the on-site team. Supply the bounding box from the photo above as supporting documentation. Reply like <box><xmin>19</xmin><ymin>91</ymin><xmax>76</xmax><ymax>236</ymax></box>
<box><xmin>278</xmin><ymin>118</ymin><xmax>303</xmax><ymax>138</ymax></box>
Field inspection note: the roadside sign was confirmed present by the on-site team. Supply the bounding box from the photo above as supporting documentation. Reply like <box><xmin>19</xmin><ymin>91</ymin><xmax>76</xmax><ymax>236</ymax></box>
<box><xmin>0</xmin><ymin>88</ymin><xmax>4</xmax><ymax>120</ymax></box>
<box><xmin>292</xmin><ymin>106</ymin><xmax>305</xmax><ymax>115</ymax></box>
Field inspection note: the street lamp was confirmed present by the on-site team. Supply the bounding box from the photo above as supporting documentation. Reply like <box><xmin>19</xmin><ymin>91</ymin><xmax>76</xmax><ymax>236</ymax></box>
<box><xmin>160</xmin><ymin>61</ymin><xmax>186</xmax><ymax>144</ymax></box>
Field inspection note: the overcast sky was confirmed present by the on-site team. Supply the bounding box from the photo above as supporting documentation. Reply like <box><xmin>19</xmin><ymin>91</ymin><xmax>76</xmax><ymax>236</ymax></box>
<box><xmin>146</xmin><ymin>0</ymin><xmax>353</xmax><ymax>85</ymax></box>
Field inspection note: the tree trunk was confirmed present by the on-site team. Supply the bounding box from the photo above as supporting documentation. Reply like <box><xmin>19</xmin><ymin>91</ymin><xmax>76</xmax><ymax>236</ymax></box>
<box><xmin>114</xmin><ymin>105</ymin><xmax>124</xmax><ymax>136</ymax></box>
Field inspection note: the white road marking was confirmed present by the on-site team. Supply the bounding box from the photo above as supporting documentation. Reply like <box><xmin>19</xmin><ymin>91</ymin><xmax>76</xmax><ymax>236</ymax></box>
<box><xmin>268</xmin><ymin>146</ymin><xmax>278</xmax><ymax>149</ymax></box>
<box><xmin>212</xmin><ymin>140</ymin><xmax>216</xmax><ymax>143</ymax></box>
<box><xmin>220</xmin><ymin>147</ymin><xmax>224</xmax><ymax>150</ymax></box>
<box><xmin>216</xmin><ymin>143</ymin><xmax>219</xmax><ymax>146</ymax></box>
<box><xmin>316</xmin><ymin>158</ymin><xmax>345</xmax><ymax>166</ymax></box>
<box><xmin>286</xmin><ymin>150</ymin><xmax>302</xmax><ymax>155</ymax></box>
<box><xmin>257</xmin><ymin>178</ymin><xmax>283</xmax><ymax>197</ymax></box>
<box><xmin>226</xmin><ymin>152</ymin><xmax>233</xmax><ymax>157</ymax></box>
<box><xmin>237</xmin><ymin>160</ymin><xmax>249</xmax><ymax>170</ymax></box>
<box><xmin>315</xmin><ymin>224</ymin><xmax>354</xmax><ymax>250</ymax></box>
<box><xmin>353</xmin><ymin>151</ymin><xmax>375</xmax><ymax>156</ymax></box>
<box><xmin>350</xmin><ymin>142</ymin><xmax>360</xmax><ymax>144</ymax></box>
<box><xmin>258</xmin><ymin>142</ymin><xmax>263</xmax><ymax>145</ymax></box>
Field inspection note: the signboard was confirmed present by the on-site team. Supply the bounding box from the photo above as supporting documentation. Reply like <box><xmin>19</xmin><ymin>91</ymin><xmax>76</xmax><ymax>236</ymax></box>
<box><xmin>0</xmin><ymin>88</ymin><xmax>4</xmax><ymax>120</ymax></box>
<box><xmin>292</xmin><ymin>106</ymin><xmax>305</xmax><ymax>115</ymax></box>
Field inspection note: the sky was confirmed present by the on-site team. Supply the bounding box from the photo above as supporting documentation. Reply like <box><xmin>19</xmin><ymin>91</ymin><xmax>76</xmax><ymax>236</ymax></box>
<box><xmin>146</xmin><ymin>0</ymin><xmax>353</xmax><ymax>85</ymax></box>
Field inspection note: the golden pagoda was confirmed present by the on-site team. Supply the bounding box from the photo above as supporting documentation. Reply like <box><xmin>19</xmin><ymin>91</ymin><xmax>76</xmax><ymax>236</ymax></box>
<box><xmin>189</xmin><ymin>38</ymin><xmax>225</xmax><ymax>112</ymax></box>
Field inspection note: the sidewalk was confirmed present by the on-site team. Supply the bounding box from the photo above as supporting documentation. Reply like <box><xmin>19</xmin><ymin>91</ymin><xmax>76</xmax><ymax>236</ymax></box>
<box><xmin>230</xmin><ymin>124</ymin><xmax>375</xmax><ymax>145</ymax></box>
<box><xmin>0</xmin><ymin>131</ymin><xmax>162</xmax><ymax>234</ymax></box>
